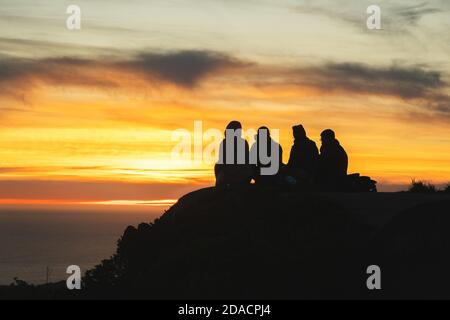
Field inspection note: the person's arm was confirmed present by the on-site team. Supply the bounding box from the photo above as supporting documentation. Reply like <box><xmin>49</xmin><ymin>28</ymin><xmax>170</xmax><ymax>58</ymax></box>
<box><xmin>341</xmin><ymin>148</ymin><xmax>349</xmax><ymax>175</ymax></box>
<box><xmin>279</xmin><ymin>145</ymin><xmax>283</xmax><ymax>167</ymax></box>
<box><xmin>313</xmin><ymin>143</ymin><xmax>319</xmax><ymax>159</ymax></box>
<box><xmin>217</xmin><ymin>140</ymin><xmax>225</xmax><ymax>164</ymax></box>
<box><xmin>287</xmin><ymin>145</ymin><xmax>295</xmax><ymax>168</ymax></box>
<box><xmin>245</xmin><ymin>140</ymin><xmax>250</xmax><ymax>164</ymax></box>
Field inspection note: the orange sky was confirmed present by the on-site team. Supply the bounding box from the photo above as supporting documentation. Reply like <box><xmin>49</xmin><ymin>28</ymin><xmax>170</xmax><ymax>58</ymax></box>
<box><xmin>1</xmin><ymin>0</ymin><xmax>450</xmax><ymax>206</ymax></box>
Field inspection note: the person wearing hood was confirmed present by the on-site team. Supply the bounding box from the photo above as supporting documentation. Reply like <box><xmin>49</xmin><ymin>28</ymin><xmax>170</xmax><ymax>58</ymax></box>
<box><xmin>250</xmin><ymin>126</ymin><xmax>283</xmax><ymax>185</ymax></box>
<box><xmin>215</xmin><ymin>120</ymin><xmax>253</xmax><ymax>187</ymax></box>
<box><xmin>287</xmin><ymin>124</ymin><xmax>319</xmax><ymax>182</ymax></box>
<box><xmin>317</xmin><ymin>129</ymin><xmax>348</xmax><ymax>190</ymax></box>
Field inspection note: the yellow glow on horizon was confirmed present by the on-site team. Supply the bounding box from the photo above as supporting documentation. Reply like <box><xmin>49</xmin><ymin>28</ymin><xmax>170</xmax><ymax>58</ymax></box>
<box><xmin>1</xmin><ymin>81</ymin><xmax>450</xmax><ymax>199</ymax></box>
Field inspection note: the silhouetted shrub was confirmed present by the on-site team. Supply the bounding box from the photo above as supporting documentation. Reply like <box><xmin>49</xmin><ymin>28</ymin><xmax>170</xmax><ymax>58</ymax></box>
<box><xmin>408</xmin><ymin>180</ymin><xmax>436</xmax><ymax>193</ymax></box>
<box><xmin>11</xmin><ymin>277</ymin><xmax>32</xmax><ymax>288</ymax></box>
<box><xmin>444</xmin><ymin>183</ymin><xmax>450</xmax><ymax>193</ymax></box>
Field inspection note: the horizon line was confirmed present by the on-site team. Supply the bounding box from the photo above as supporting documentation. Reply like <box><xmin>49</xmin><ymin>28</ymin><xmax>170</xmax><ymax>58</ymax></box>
<box><xmin>0</xmin><ymin>198</ymin><xmax>178</xmax><ymax>207</ymax></box>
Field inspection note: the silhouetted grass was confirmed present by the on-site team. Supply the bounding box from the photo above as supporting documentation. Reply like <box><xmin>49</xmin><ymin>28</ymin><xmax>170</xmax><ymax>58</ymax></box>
<box><xmin>408</xmin><ymin>180</ymin><xmax>437</xmax><ymax>194</ymax></box>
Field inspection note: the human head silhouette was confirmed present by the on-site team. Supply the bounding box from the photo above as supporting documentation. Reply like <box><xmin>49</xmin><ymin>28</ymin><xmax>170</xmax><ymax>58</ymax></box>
<box><xmin>226</xmin><ymin>120</ymin><xmax>242</xmax><ymax>131</ymax></box>
<box><xmin>321</xmin><ymin>129</ymin><xmax>335</xmax><ymax>145</ymax></box>
<box><xmin>256</xmin><ymin>126</ymin><xmax>270</xmax><ymax>140</ymax></box>
<box><xmin>253</xmin><ymin>126</ymin><xmax>279</xmax><ymax>175</ymax></box>
<box><xmin>225</xmin><ymin>120</ymin><xmax>242</xmax><ymax>137</ymax></box>
<box><xmin>292</xmin><ymin>124</ymin><xmax>306</xmax><ymax>140</ymax></box>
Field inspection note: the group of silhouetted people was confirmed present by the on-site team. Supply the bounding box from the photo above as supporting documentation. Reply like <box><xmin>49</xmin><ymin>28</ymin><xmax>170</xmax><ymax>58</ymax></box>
<box><xmin>215</xmin><ymin>121</ymin><xmax>349</xmax><ymax>191</ymax></box>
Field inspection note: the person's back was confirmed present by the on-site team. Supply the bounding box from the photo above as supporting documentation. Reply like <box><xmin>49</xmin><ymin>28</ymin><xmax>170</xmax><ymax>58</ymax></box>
<box><xmin>287</xmin><ymin>125</ymin><xmax>319</xmax><ymax>180</ymax></box>
<box><xmin>215</xmin><ymin>121</ymin><xmax>253</xmax><ymax>187</ymax></box>
<box><xmin>317</xmin><ymin>129</ymin><xmax>348</xmax><ymax>190</ymax></box>
<box><xmin>250</xmin><ymin>126</ymin><xmax>283</xmax><ymax>185</ymax></box>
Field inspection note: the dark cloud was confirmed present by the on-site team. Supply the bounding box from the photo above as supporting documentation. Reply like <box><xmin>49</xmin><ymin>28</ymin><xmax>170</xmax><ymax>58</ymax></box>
<box><xmin>117</xmin><ymin>50</ymin><xmax>244</xmax><ymax>88</ymax></box>
<box><xmin>1</xmin><ymin>50</ymin><xmax>449</xmax><ymax>118</ymax></box>
<box><xmin>295</xmin><ymin>63</ymin><xmax>443</xmax><ymax>98</ymax></box>
<box><xmin>287</xmin><ymin>62</ymin><xmax>450</xmax><ymax>116</ymax></box>
<box><xmin>0</xmin><ymin>56</ymin><xmax>116</xmax><ymax>102</ymax></box>
<box><xmin>0</xmin><ymin>50</ymin><xmax>245</xmax><ymax>99</ymax></box>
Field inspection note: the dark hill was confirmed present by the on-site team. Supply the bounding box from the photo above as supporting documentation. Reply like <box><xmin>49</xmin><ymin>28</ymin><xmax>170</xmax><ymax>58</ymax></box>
<box><xmin>370</xmin><ymin>201</ymin><xmax>450</xmax><ymax>299</ymax></box>
<box><xmin>80</xmin><ymin>187</ymin><xmax>450</xmax><ymax>299</ymax></box>
<box><xmin>2</xmin><ymin>187</ymin><xmax>450</xmax><ymax>299</ymax></box>
<box><xmin>83</xmin><ymin>186</ymin><xmax>370</xmax><ymax>299</ymax></box>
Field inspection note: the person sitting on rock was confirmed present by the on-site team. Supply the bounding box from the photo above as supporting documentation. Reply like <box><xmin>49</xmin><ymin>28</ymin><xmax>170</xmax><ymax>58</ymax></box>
<box><xmin>287</xmin><ymin>124</ymin><xmax>319</xmax><ymax>184</ymax></box>
<box><xmin>250</xmin><ymin>126</ymin><xmax>283</xmax><ymax>185</ymax></box>
<box><xmin>215</xmin><ymin>121</ymin><xmax>253</xmax><ymax>187</ymax></box>
<box><xmin>317</xmin><ymin>129</ymin><xmax>348</xmax><ymax>191</ymax></box>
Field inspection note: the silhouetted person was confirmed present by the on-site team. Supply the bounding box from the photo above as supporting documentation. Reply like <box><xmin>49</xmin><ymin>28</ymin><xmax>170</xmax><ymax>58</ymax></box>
<box><xmin>317</xmin><ymin>129</ymin><xmax>348</xmax><ymax>191</ymax></box>
<box><xmin>215</xmin><ymin>121</ymin><xmax>253</xmax><ymax>187</ymax></box>
<box><xmin>250</xmin><ymin>126</ymin><xmax>283</xmax><ymax>185</ymax></box>
<box><xmin>287</xmin><ymin>124</ymin><xmax>319</xmax><ymax>182</ymax></box>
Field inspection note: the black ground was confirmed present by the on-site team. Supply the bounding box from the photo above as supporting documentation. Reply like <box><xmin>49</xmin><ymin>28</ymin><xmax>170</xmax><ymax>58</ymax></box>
<box><xmin>2</xmin><ymin>186</ymin><xmax>450</xmax><ymax>299</ymax></box>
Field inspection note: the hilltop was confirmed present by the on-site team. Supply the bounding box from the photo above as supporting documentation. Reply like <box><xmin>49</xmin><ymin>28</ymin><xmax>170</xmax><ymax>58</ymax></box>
<box><xmin>81</xmin><ymin>186</ymin><xmax>450</xmax><ymax>299</ymax></box>
<box><xmin>2</xmin><ymin>186</ymin><xmax>450</xmax><ymax>299</ymax></box>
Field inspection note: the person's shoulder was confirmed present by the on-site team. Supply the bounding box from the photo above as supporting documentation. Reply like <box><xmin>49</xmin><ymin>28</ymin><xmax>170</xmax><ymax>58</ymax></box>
<box><xmin>307</xmin><ymin>138</ymin><xmax>318</xmax><ymax>147</ymax></box>
<box><xmin>278</xmin><ymin>143</ymin><xmax>283</xmax><ymax>152</ymax></box>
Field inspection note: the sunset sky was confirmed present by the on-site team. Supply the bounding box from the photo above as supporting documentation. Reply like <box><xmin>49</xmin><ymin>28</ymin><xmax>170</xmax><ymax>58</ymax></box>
<box><xmin>1</xmin><ymin>0</ymin><xmax>450</xmax><ymax>207</ymax></box>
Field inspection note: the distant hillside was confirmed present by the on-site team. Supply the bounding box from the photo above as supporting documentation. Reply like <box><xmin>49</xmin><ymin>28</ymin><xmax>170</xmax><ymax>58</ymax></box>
<box><xmin>2</xmin><ymin>187</ymin><xmax>450</xmax><ymax>299</ymax></box>
<box><xmin>81</xmin><ymin>187</ymin><xmax>450</xmax><ymax>299</ymax></box>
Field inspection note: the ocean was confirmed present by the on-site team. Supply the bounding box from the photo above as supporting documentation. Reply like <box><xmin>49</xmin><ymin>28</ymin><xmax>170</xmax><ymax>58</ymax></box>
<box><xmin>0</xmin><ymin>205</ymin><xmax>164</xmax><ymax>285</ymax></box>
